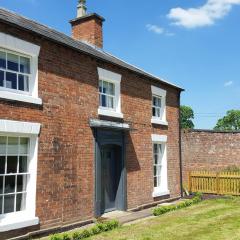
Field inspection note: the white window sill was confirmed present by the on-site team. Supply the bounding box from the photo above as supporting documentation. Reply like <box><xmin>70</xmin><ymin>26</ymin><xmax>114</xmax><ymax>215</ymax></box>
<box><xmin>0</xmin><ymin>91</ymin><xmax>42</xmax><ymax>105</ymax></box>
<box><xmin>0</xmin><ymin>216</ymin><xmax>39</xmax><ymax>232</ymax></box>
<box><xmin>152</xmin><ymin>189</ymin><xmax>170</xmax><ymax>198</ymax></box>
<box><xmin>98</xmin><ymin>108</ymin><xmax>123</xmax><ymax>119</ymax></box>
<box><xmin>151</xmin><ymin>118</ymin><xmax>168</xmax><ymax>126</ymax></box>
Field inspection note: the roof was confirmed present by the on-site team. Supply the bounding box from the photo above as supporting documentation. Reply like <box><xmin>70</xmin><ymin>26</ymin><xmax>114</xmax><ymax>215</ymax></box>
<box><xmin>0</xmin><ymin>8</ymin><xmax>184</xmax><ymax>91</ymax></box>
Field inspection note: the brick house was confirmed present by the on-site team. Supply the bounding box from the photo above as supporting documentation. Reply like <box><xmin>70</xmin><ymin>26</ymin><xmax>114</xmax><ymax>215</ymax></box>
<box><xmin>0</xmin><ymin>1</ymin><xmax>183</xmax><ymax>239</ymax></box>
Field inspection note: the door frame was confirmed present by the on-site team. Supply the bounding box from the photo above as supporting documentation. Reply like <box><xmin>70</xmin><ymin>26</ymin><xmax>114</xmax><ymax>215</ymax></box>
<box><xmin>94</xmin><ymin>129</ymin><xmax>127</xmax><ymax>216</ymax></box>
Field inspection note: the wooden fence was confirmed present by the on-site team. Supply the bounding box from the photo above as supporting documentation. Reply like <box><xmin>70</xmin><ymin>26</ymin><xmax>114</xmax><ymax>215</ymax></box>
<box><xmin>188</xmin><ymin>171</ymin><xmax>240</xmax><ymax>195</ymax></box>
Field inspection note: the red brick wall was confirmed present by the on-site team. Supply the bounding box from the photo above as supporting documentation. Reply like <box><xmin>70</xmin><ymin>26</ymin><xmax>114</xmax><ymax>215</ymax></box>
<box><xmin>0</xmin><ymin>22</ymin><xmax>181</xmax><ymax>238</ymax></box>
<box><xmin>71</xmin><ymin>17</ymin><xmax>103</xmax><ymax>48</ymax></box>
<box><xmin>182</xmin><ymin>129</ymin><xmax>240</xmax><ymax>184</ymax></box>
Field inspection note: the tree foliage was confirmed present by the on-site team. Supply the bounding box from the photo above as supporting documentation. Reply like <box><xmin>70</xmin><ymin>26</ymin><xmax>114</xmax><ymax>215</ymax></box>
<box><xmin>214</xmin><ymin>110</ymin><xmax>240</xmax><ymax>131</ymax></box>
<box><xmin>180</xmin><ymin>105</ymin><xmax>194</xmax><ymax>129</ymax></box>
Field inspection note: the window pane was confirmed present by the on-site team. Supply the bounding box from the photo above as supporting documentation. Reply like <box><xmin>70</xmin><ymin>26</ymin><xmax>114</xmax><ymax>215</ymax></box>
<box><xmin>6</xmin><ymin>72</ymin><xmax>17</xmax><ymax>90</ymax></box>
<box><xmin>0</xmin><ymin>136</ymin><xmax>7</xmax><ymax>155</ymax></box>
<box><xmin>157</xmin><ymin>166</ymin><xmax>162</xmax><ymax>176</ymax></box>
<box><xmin>5</xmin><ymin>175</ymin><xmax>16</xmax><ymax>194</ymax></box>
<box><xmin>19</xmin><ymin>138</ymin><xmax>29</xmax><ymax>155</ymax></box>
<box><xmin>153</xmin><ymin>97</ymin><xmax>157</xmax><ymax>106</ymax></box>
<box><xmin>154</xmin><ymin>166</ymin><xmax>157</xmax><ymax>176</ymax></box>
<box><xmin>156</xmin><ymin>108</ymin><xmax>161</xmax><ymax>118</ymax></box>
<box><xmin>103</xmin><ymin>81</ymin><xmax>107</xmax><ymax>94</ymax></box>
<box><xmin>154</xmin><ymin>154</ymin><xmax>158</xmax><ymax>165</ymax></box>
<box><xmin>108</xmin><ymin>82</ymin><xmax>115</xmax><ymax>95</ymax></box>
<box><xmin>0</xmin><ymin>176</ymin><xmax>3</xmax><ymax>194</ymax></box>
<box><xmin>153</xmin><ymin>144</ymin><xmax>158</xmax><ymax>154</ymax></box>
<box><xmin>0</xmin><ymin>156</ymin><xmax>5</xmax><ymax>174</ymax></box>
<box><xmin>0</xmin><ymin>70</ymin><xmax>4</xmax><ymax>87</ymax></box>
<box><xmin>16</xmin><ymin>193</ymin><xmax>26</xmax><ymax>212</ymax></box>
<box><xmin>20</xmin><ymin>57</ymin><xmax>30</xmax><ymax>74</ymax></box>
<box><xmin>157</xmin><ymin>176</ymin><xmax>161</xmax><ymax>187</ymax></box>
<box><xmin>7</xmin><ymin>156</ymin><xmax>18</xmax><ymax>174</ymax></box>
<box><xmin>99</xmin><ymin>80</ymin><xmax>102</xmax><ymax>93</ymax></box>
<box><xmin>107</xmin><ymin>96</ymin><xmax>114</xmax><ymax>109</ymax></box>
<box><xmin>7</xmin><ymin>53</ymin><xmax>19</xmax><ymax>72</ymax></box>
<box><xmin>154</xmin><ymin>177</ymin><xmax>157</xmax><ymax>187</ymax></box>
<box><xmin>101</xmin><ymin>94</ymin><xmax>106</xmax><ymax>107</ymax></box>
<box><xmin>0</xmin><ymin>51</ymin><xmax>6</xmax><ymax>69</ymax></box>
<box><xmin>18</xmin><ymin>75</ymin><xmax>29</xmax><ymax>91</ymax></box>
<box><xmin>7</xmin><ymin>137</ymin><xmax>18</xmax><ymax>155</ymax></box>
<box><xmin>0</xmin><ymin>196</ymin><xmax>2</xmax><ymax>214</ymax></box>
<box><xmin>19</xmin><ymin>156</ymin><xmax>28</xmax><ymax>173</ymax></box>
<box><xmin>4</xmin><ymin>194</ymin><xmax>15</xmax><ymax>214</ymax></box>
<box><xmin>152</xmin><ymin>107</ymin><xmax>156</xmax><ymax>117</ymax></box>
<box><xmin>17</xmin><ymin>175</ymin><xmax>28</xmax><ymax>192</ymax></box>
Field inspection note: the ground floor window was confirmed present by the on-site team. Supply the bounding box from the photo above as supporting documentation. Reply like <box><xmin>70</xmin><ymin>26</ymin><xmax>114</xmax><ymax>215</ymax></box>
<box><xmin>0</xmin><ymin>136</ymin><xmax>30</xmax><ymax>215</ymax></box>
<box><xmin>153</xmin><ymin>143</ymin><xmax>164</xmax><ymax>188</ymax></box>
<box><xmin>152</xmin><ymin>134</ymin><xmax>169</xmax><ymax>197</ymax></box>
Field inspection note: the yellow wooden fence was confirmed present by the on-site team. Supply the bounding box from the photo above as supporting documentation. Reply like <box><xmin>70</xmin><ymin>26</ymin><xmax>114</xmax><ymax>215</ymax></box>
<box><xmin>188</xmin><ymin>171</ymin><xmax>240</xmax><ymax>195</ymax></box>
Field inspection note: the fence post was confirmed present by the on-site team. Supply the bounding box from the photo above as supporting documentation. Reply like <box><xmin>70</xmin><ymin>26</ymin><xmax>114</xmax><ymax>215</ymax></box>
<box><xmin>216</xmin><ymin>172</ymin><xmax>219</xmax><ymax>194</ymax></box>
<box><xmin>188</xmin><ymin>171</ymin><xmax>192</xmax><ymax>193</ymax></box>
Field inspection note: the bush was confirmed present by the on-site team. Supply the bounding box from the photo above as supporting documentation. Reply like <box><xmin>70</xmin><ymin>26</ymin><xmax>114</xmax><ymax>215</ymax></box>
<box><xmin>50</xmin><ymin>220</ymin><xmax>119</xmax><ymax>240</ymax></box>
<box><xmin>62</xmin><ymin>233</ymin><xmax>71</xmax><ymax>240</ymax></box>
<box><xmin>153</xmin><ymin>193</ymin><xmax>203</xmax><ymax>216</ymax></box>
<box><xmin>91</xmin><ymin>226</ymin><xmax>101</xmax><ymax>235</ymax></box>
<box><xmin>50</xmin><ymin>234</ymin><xmax>63</xmax><ymax>240</ymax></box>
<box><xmin>72</xmin><ymin>232</ymin><xmax>81</xmax><ymax>240</ymax></box>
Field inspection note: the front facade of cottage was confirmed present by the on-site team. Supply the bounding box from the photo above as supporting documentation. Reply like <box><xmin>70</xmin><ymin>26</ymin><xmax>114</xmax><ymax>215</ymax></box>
<box><xmin>0</xmin><ymin>3</ymin><xmax>183</xmax><ymax>239</ymax></box>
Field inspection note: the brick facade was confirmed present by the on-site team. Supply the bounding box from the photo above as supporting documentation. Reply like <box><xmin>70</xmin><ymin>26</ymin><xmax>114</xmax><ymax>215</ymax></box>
<box><xmin>0</xmin><ymin>19</ymin><xmax>181</xmax><ymax>239</ymax></box>
<box><xmin>182</xmin><ymin>129</ymin><xmax>240</xmax><ymax>184</ymax></box>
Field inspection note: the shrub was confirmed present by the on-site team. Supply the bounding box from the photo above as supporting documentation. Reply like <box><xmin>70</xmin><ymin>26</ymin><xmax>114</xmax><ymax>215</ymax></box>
<box><xmin>78</xmin><ymin>229</ymin><xmax>91</xmax><ymax>239</ymax></box>
<box><xmin>91</xmin><ymin>226</ymin><xmax>102</xmax><ymax>235</ymax></box>
<box><xmin>50</xmin><ymin>234</ymin><xmax>62</xmax><ymax>240</ymax></box>
<box><xmin>153</xmin><ymin>193</ymin><xmax>202</xmax><ymax>216</ymax></box>
<box><xmin>72</xmin><ymin>232</ymin><xmax>81</xmax><ymax>240</ymax></box>
<box><xmin>50</xmin><ymin>220</ymin><xmax>120</xmax><ymax>240</ymax></box>
<box><xmin>62</xmin><ymin>233</ymin><xmax>71</xmax><ymax>240</ymax></box>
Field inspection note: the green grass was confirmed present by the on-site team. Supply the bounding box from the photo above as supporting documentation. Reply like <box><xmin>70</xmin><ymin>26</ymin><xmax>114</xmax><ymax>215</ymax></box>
<box><xmin>88</xmin><ymin>198</ymin><xmax>240</xmax><ymax>240</ymax></box>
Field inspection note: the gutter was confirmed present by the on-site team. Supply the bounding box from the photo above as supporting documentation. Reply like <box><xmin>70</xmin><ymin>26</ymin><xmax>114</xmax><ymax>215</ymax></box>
<box><xmin>178</xmin><ymin>91</ymin><xmax>184</xmax><ymax>197</ymax></box>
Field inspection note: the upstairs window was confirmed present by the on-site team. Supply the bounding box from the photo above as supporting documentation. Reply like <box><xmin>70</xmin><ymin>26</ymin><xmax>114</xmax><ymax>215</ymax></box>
<box><xmin>0</xmin><ymin>33</ymin><xmax>41</xmax><ymax>105</ymax></box>
<box><xmin>0</xmin><ymin>136</ymin><xmax>29</xmax><ymax>215</ymax></box>
<box><xmin>99</xmin><ymin>80</ymin><xmax>115</xmax><ymax>110</ymax></box>
<box><xmin>0</xmin><ymin>49</ymin><xmax>30</xmax><ymax>93</ymax></box>
<box><xmin>151</xmin><ymin>86</ymin><xmax>167</xmax><ymax>125</ymax></box>
<box><xmin>152</xmin><ymin>95</ymin><xmax>162</xmax><ymax>118</ymax></box>
<box><xmin>97</xmin><ymin>67</ymin><xmax>123</xmax><ymax>119</ymax></box>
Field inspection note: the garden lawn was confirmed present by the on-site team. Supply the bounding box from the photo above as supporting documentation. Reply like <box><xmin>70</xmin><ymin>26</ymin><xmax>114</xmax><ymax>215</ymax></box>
<box><xmin>89</xmin><ymin>198</ymin><xmax>240</xmax><ymax>240</ymax></box>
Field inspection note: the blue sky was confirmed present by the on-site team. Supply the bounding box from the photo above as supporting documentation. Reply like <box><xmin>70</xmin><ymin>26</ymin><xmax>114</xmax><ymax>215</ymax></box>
<box><xmin>1</xmin><ymin>0</ymin><xmax>240</xmax><ymax>129</ymax></box>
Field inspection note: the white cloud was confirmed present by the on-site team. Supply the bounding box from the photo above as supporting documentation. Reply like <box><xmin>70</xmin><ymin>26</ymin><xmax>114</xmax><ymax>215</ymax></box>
<box><xmin>224</xmin><ymin>81</ymin><xmax>233</xmax><ymax>86</ymax></box>
<box><xmin>146</xmin><ymin>24</ymin><xmax>164</xmax><ymax>34</ymax></box>
<box><xmin>146</xmin><ymin>24</ymin><xmax>175</xmax><ymax>36</ymax></box>
<box><xmin>168</xmin><ymin>0</ymin><xmax>240</xmax><ymax>29</ymax></box>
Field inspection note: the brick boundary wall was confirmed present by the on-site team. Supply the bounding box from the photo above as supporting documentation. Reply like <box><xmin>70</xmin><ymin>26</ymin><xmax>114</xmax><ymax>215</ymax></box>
<box><xmin>181</xmin><ymin>129</ymin><xmax>240</xmax><ymax>185</ymax></box>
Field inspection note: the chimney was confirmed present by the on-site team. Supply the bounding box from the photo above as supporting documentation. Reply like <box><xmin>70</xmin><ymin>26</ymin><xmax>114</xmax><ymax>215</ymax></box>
<box><xmin>70</xmin><ymin>0</ymin><xmax>105</xmax><ymax>48</ymax></box>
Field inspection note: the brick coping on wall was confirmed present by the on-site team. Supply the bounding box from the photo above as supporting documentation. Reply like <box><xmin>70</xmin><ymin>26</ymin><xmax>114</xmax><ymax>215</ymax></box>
<box><xmin>182</xmin><ymin>129</ymin><xmax>240</xmax><ymax>134</ymax></box>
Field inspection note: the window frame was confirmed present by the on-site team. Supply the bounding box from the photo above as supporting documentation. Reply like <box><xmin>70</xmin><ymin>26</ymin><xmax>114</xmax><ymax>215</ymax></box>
<box><xmin>99</xmin><ymin>79</ymin><xmax>116</xmax><ymax>110</ymax></box>
<box><xmin>0</xmin><ymin>48</ymin><xmax>32</xmax><ymax>95</ymax></box>
<box><xmin>0</xmin><ymin>136</ymin><xmax>30</xmax><ymax>215</ymax></box>
<box><xmin>0</xmin><ymin>120</ymin><xmax>40</xmax><ymax>232</ymax></box>
<box><xmin>97</xmin><ymin>67</ymin><xmax>123</xmax><ymax>119</ymax></box>
<box><xmin>151</xmin><ymin>86</ymin><xmax>168</xmax><ymax>126</ymax></box>
<box><xmin>152</xmin><ymin>134</ymin><xmax>169</xmax><ymax>198</ymax></box>
<box><xmin>0</xmin><ymin>33</ymin><xmax>42</xmax><ymax>105</ymax></box>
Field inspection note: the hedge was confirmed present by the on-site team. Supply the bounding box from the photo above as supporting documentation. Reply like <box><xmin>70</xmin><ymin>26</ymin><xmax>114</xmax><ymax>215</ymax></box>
<box><xmin>50</xmin><ymin>220</ymin><xmax>119</xmax><ymax>240</ymax></box>
<box><xmin>153</xmin><ymin>192</ymin><xmax>202</xmax><ymax>216</ymax></box>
